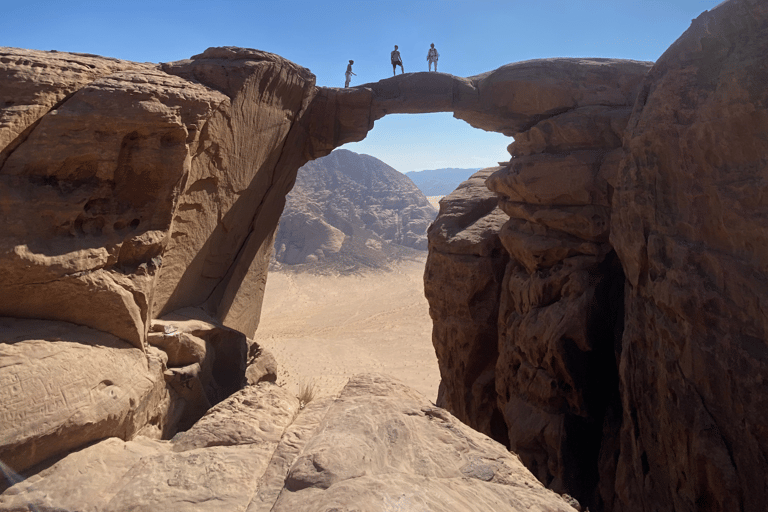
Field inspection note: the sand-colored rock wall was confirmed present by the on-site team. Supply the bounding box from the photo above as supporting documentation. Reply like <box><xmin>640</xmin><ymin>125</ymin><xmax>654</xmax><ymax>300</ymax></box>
<box><xmin>0</xmin><ymin>47</ymin><xmax>319</xmax><ymax>348</ymax></box>
<box><xmin>427</xmin><ymin>58</ymin><xmax>651</xmax><ymax>509</ymax></box>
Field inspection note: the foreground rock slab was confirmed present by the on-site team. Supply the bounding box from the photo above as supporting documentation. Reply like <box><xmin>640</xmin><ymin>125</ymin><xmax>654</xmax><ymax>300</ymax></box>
<box><xmin>0</xmin><ymin>374</ymin><xmax>577</xmax><ymax>512</ymax></box>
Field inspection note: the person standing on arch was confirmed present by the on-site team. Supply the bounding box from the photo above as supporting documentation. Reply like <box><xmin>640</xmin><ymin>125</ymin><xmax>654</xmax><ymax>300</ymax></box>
<box><xmin>391</xmin><ymin>45</ymin><xmax>404</xmax><ymax>75</ymax></box>
<box><xmin>427</xmin><ymin>43</ymin><xmax>439</xmax><ymax>72</ymax></box>
<box><xmin>345</xmin><ymin>60</ymin><xmax>356</xmax><ymax>88</ymax></box>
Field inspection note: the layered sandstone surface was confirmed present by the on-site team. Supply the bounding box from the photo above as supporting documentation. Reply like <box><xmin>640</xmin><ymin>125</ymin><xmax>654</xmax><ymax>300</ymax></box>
<box><xmin>0</xmin><ymin>46</ymin><xmax>318</xmax><ymax>347</ymax></box>
<box><xmin>426</xmin><ymin>1</ymin><xmax>768</xmax><ymax>512</ymax></box>
<box><xmin>426</xmin><ymin>57</ymin><xmax>651</xmax><ymax>509</ymax></box>
<box><xmin>0</xmin><ymin>46</ymin><xmax>314</xmax><ymax>472</ymax></box>
<box><xmin>0</xmin><ymin>374</ymin><xmax>578</xmax><ymax>512</ymax></box>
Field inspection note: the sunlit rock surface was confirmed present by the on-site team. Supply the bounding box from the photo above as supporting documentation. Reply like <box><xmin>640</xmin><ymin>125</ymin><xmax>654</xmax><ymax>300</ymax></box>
<box><xmin>426</xmin><ymin>56</ymin><xmax>650</xmax><ymax>509</ymax></box>
<box><xmin>0</xmin><ymin>375</ymin><xmax>578</xmax><ymax>512</ymax></box>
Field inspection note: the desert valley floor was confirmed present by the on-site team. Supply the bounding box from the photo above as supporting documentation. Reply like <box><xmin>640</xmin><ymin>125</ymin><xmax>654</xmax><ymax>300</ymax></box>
<box><xmin>256</xmin><ymin>255</ymin><xmax>441</xmax><ymax>401</ymax></box>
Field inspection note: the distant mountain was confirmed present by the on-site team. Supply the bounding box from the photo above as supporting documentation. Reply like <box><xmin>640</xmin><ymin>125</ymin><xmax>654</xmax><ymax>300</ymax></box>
<box><xmin>405</xmin><ymin>168</ymin><xmax>481</xmax><ymax>196</ymax></box>
<box><xmin>272</xmin><ymin>149</ymin><xmax>438</xmax><ymax>273</ymax></box>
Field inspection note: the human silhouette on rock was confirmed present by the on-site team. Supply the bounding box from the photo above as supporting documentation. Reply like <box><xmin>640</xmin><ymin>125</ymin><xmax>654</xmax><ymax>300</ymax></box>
<box><xmin>345</xmin><ymin>60</ymin><xmax>356</xmax><ymax>87</ymax></box>
<box><xmin>391</xmin><ymin>45</ymin><xmax>404</xmax><ymax>75</ymax></box>
<box><xmin>427</xmin><ymin>43</ymin><xmax>439</xmax><ymax>72</ymax></box>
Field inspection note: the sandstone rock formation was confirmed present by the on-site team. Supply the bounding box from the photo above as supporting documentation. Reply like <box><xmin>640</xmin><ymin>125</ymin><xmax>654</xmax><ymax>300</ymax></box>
<box><xmin>424</xmin><ymin>168</ymin><xmax>510</xmax><ymax>441</ymax></box>
<box><xmin>273</xmin><ymin>148</ymin><xmax>436</xmax><ymax>271</ymax></box>
<box><xmin>0</xmin><ymin>46</ymin><xmax>318</xmax><ymax>346</ymax></box>
<box><xmin>6</xmin><ymin>7</ymin><xmax>765</xmax><ymax>509</ymax></box>
<box><xmin>0</xmin><ymin>319</ymin><xmax>171</xmax><ymax>475</ymax></box>
<box><xmin>0</xmin><ymin>46</ymin><xmax>314</xmax><ymax>474</ymax></box>
<box><xmin>426</xmin><ymin>2</ymin><xmax>768</xmax><ymax>512</ymax></box>
<box><xmin>426</xmin><ymin>57</ymin><xmax>651</xmax><ymax>509</ymax></box>
<box><xmin>0</xmin><ymin>374</ymin><xmax>578</xmax><ymax>512</ymax></box>
<box><xmin>610</xmin><ymin>1</ymin><xmax>768</xmax><ymax>510</ymax></box>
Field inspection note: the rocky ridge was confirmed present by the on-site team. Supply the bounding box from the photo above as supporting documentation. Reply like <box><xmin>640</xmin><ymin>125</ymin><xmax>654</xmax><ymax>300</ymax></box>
<box><xmin>272</xmin><ymin>148</ymin><xmax>436</xmax><ymax>272</ymax></box>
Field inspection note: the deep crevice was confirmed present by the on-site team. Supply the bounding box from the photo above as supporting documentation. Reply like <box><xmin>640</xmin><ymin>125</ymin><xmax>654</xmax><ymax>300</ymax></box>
<box><xmin>560</xmin><ymin>250</ymin><xmax>625</xmax><ymax>511</ymax></box>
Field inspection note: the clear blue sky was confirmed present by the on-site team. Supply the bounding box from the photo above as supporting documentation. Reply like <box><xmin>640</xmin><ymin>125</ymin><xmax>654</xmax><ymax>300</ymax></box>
<box><xmin>4</xmin><ymin>0</ymin><xmax>717</xmax><ymax>172</ymax></box>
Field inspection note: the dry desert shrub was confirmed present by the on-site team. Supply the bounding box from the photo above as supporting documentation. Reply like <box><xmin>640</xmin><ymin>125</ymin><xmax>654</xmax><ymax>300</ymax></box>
<box><xmin>297</xmin><ymin>380</ymin><xmax>316</xmax><ymax>409</ymax></box>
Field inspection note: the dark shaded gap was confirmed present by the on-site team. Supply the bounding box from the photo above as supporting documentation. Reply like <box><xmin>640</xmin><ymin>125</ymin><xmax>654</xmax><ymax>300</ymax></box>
<box><xmin>561</xmin><ymin>250</ymin><xmax>626</xmax><ymax>512</ymax></box>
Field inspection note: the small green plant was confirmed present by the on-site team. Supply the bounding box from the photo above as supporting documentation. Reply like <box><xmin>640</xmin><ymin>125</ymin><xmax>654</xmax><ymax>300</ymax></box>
<box><xmin>297</xmin><ymin>380</ymin><xmax>316</xmax><ymax>409</ymax></box>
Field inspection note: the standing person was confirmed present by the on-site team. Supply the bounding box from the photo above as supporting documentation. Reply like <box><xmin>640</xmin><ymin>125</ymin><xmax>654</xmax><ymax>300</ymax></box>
<box><xmin>345</xmin><ymin>60</ymin><xmax>356</xmax><ymax>88</ymax></box>
<box><xmin>427</xmin><ymin>43</ymin><xmax>439</xmax><ymax>72</ymax></box>
<box><xmin>391</xmin><ymin>45</ymin><xmax>404</xmax><ymax>75</ymax></box>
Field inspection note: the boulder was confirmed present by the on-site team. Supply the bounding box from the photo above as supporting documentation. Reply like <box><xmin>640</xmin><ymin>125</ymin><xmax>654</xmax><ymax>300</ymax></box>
<box><xmin>610</xmin><ymin>1</ymin><xmax>768</xmax><ymax>510</ymax></box>
<box><xmin>0</xmin><ymin>375</ymin><xmax>578</xmax><ymax>512</ymax></box>
<box><xmin>0</xmin><ymin>318</ymin><xmax>170</xmax><ymax>474</ymax></box>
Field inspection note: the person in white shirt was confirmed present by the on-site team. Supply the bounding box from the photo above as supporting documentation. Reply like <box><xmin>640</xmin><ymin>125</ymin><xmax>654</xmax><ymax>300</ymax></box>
<box><xmin>345</xmin><ymin>60</ymin><xmax>356</xmax><ymax>88</ymax></box>
<box><xmin>427</xmin><ymin>43</ymin><xmax>439</xmax><ymax>72</ymax></box>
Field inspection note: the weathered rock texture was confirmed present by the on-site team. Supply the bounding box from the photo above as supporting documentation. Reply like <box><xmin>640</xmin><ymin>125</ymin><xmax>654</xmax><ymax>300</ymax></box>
<box><xmin>424</xmin><ymin>168</ymin><xmax>510</xmax><ymax>441</ymax></box>
<box><xmin>0</xmin><ymin>46</ymin><xmax>321</xmax><ymax>473</ymax></box>
<box><xmin>0</xmin><ymin>46</ymin><xmax>319</xmax><ymax>346</ymax></box>
<box><xmin>427</xmin><ymin>57</ymin><xmax>651</xmax><ymax>509</ymax></box>
<box><xmin>273</xmin><ymin>148</ymin><xmax>436</xmax><ymax>271</ymax></box>
<box><xmin>0</xmin><ymin>374</ymin><xmax>578</xmax><ymax>512</ymax></box>
<box><xmin>427</xmin><ymin>2</ymin><xmax>768</xmax><ymax>512</ymax></box>
<box><xmin>0</xmin><ymin>318</ymin><xmax>171</xmax><ymax>474</ymax></box>
<box><xmin>610</xmin><ymin>1</ymin><xmax>768</xmax><ymax>510</ymax></box>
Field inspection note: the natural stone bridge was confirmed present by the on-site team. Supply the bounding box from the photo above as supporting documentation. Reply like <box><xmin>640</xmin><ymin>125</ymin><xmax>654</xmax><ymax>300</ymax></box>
<box><xmin>4</xmin><ymin>1</ymin><xmax>768</xmax><ymax>508</ymax></box>
<box><xmin>0</xmin><ymin>46</ymin><xmax>650</xmax><ymax>483</ymax></box>
<box><xmin>302</xmin><ymin>56</ymin><xmax>650</xmax><ymax>155</ymax></box>
<box><xmin>0</xmin><ymin>46</ymin><xmax>651</xmax><ymax>349</ymax></box>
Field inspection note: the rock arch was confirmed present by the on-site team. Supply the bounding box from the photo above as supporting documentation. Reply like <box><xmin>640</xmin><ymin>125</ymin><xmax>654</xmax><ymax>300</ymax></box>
<box><xmin>0</xmin><ymin>45</ymin><xmax>650</xmax><ymax>476</ymax></box>
<box><xmin>0</xmin><ymin>46</ymin><xmax>651</xmax><ymax>349</ymax></box>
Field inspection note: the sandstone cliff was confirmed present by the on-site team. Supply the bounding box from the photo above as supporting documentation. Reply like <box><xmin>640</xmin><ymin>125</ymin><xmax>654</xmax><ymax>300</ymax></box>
<box><xmin>611</xmin><ymin>1</ymin><xmax>768</xmax><ymax>510</ymax></box>
<box><xmin>426</xmin><ymin>55</ymin><xmax>650</xmax><ymax>508</ymax></box>
<box><xmin>426</xmin><ymin>1</ymin><xmax>768</xmax><ymax>511</ymax></box>
<box><xmin>273</xmin><ymin>148</ymin><xmax>436</xmax><ymax>271</ymax></box>
<box><xmin>0</xmin><ymin>46</ymin><xmax>318</xmax><ymax>472</ymax></box>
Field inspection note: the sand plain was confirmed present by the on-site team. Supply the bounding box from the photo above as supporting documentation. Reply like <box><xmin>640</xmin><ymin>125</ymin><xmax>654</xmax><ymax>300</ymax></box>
<box><xmin>256</xmin><ymin>255</ymin><xmax>440</xmax><ymax>402</ymax></box>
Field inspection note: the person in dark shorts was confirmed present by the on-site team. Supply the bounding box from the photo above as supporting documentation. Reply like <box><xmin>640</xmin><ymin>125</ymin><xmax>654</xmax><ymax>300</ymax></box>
<box><xmin>391</xmin><ymin>45</ymin><xmax>404</xmax><ymax>75</ymax></box>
